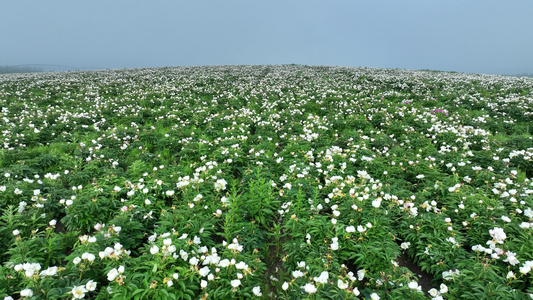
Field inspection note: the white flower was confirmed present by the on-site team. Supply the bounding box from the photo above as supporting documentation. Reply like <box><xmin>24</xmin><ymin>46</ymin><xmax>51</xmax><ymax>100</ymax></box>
<box><xmin>201</xmin><ymin>280</ymin><xmax>208</xmax><ymax>288</ymax></box>
<box><xmin>303</xmin><ymin>283</ymin><xmax>317</xmax><ymax>294</ymax></box>
<box><xmin>199</xmin><ymin>266</ymin><xmax>210</xmax><ymax>277</ymax></box>
<box><xmin>520</xmin><ymin>265</ymin><xmax>531</xmax><ymax>275</ymax></box>
<box><xmin>0</xmin><ymin>186</ymin><xmax>6</xmax><ymax>192</ymax></box>
<box><xmin>353</xmin><ymin>287</ymin><xmax>360</xmax><ymax>296</ymax></box>
<box><xmin>252</xmin><ymin>286</ymin><xmax>262</xmax><ymax>296</ymax></box>
<box><xmin>107</xmin><ymin>268</ymin><xmax>119</xmax><ymax>281</ymax></box>
<box><xmin>82</xmin><ymin>252</ymin><xmax>95</xmax><ymax>262</ymax></box>
<box><xmin>314</xmin><ymin>271</ymin><xmax>329</xmax><ymax>284</ymax></box>
<box><xmin>231</xmin><ymin>279</ymin><xmax>241</xmax><ymax>288</ymax></box>
<box><xmin>73</xmin><ymin>257</ymin><xmax>82</xmax><ymax>265</ymax></box>
<box><xmin>504</xmin><ymin>252</ymin><xmax>520</xmax><ymax>266</ymax></box>
<box><xmin>442</xmin><ymin>270</ymin><xmax>455</xmax><ymax>281</ymax></box>
<box><xmin>357</xmin><ymin>269</ymin><xmax>366</xmax><ymax>281</ymax></box>
<box><xmin>401</xmin><ymin>242</ymin><xmax>411</xmax><ymax>250</ymax></box>
<box><xmin>429</xmin><ymin>288</ymin><xmax>438</xmax><ymax>297</ymax></box>
<box><xmin>166</xmin><ymin>244</ymin><xmax>177</xmax><ymax>254</ymax></box>
<box><xmin>372</xmin><ymin>198</ymin><xmax>381</xmax><ymax>208</ymax></box>
<box><xmin>282</xmin><ymin>282</ymin><xmax>289</xmax><ymax>290</ymax></box>
<box><xmin>20</xmin><ymin>289</ymin><xmax>33</xmax><ymax>297</ymax></box>
<box><xmin>150</xmin><ymin>245</ymin><xmax>159</xmax><ymax>255</ymax></box>
<box><xmin>214</xmin><ymin>179</ymin><xmax>227</xmax><ymax>191</ymax></box>
<box><xmin>72</xmin><ymin>285</ymin><xmax>88</xmax><ymax>299</ymax></box>
<box><xmin>293</xmin><ymin>270</ymin><xmax>304</xmax><ymax>278</ymax></box>
<box><xmin>408</xmin><ymin>281</ymin><xmax>420</xmax><ymax>291</ymax></box>
<box><xmin>330</xmin><ymin>237</ymin><xmax>339</xmax><ymax>251</ymax></box>
<box><xmin>370</xmin><ymin>292</ymin><xmax>380</xmax><ymax>300</ymax></box>
<box><xmin>189</xmin><ymin>257</ymin><xmax>199</xmax><ymax>266</ymax></box>
<box><xmin>524</xmin><ymin>208</ymin><xmax>533</xmax><ymax>218</ymax></box>
<box><xmin>416</xmin><ymin>174</ymin><xmax>425</xmax><ymax>179</ymax></box>
<box><xmin>337</xmin><ymin>279</ymin><xmax>348</xmax><ymax>289</ymax></box>
<box><xmin>346</xmin><ymin>226</ymin><xmax>355</xmax><ymax>233</ymax></box>
<box><xmin>86</xmin><ymin>280</ymin><xmax>97</xmax><ymax>291</ymax></box>
<box><xmin>440</xmin><ymin>283</ymin><xmax>448</xmax><ymax>293</ymax></box>
<box><xmin>165</xmin><ymin>190</ymin><xmax>175</xmax><ymax>196</ymax></box>
<box><xmin>193</xmin><ymin>236</ymin><xmax>201</xmax><ymax>244</ymax></box>
<box><xmin>114</xmin><ymin>243</ymin><xmax>123</xmax><ymax>251</ymax></box>
<box><xmin>87</xmin><ymin>253</ymin><xmax>96</xmax><ymax>262</ymax></box>
<box><xmin>17</xmin><ymin>201</ymin><xmax>27</xmax><ymax>213</ymax></box>
<box><xmin>218</xmin><ymin>259</ymin><xmax>230</xmax><ymax>267</ymax></box>
<box><xmin>235</xmin><ymin>261</ymin><xmax>248</xmax><ymax>270</ymax></box>
<box><xmin>12</xmin><ymin>229</ymin><xmax>19</xmax><ymax>236</ymax></box>
<box><xmin>24</xmin><ymin>262</ymin><xmax>41</xmax><ymax>277</ymax></box>
<box><xmin>489</xmin><ymin>227</ymin><xmax>507</xmax><ymax>244</ymax></box>
<box><xmin>506</xmin><ymin>271</ymin><xmax>515</xmax><ymax>279</ymax></box>
<box><xmin>40</xmin><ymin>266</ymin><xmax>58</xmax><ymax>276</ymax></box>
<box><xmin>94</xmin><ymin>223</ymin><xmax>105</xmax><ymax>231</ymax></box>
<box><xmin>167</xmin><ymin>279</ymin><xmax>173</xmax><ymax>287</ymax></box>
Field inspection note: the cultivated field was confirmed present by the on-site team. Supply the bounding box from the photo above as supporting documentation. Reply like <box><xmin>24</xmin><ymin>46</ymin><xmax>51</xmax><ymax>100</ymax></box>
<box><xmin>1</xmin><ymin>65</ymin><xmax>533</xmax><ymax>299</ymax></box>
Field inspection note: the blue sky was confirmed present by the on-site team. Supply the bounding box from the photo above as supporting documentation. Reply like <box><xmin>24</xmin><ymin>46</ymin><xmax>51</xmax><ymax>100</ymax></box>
<box><xmin>2</xmin><ymin>0</ymin><xmax>532</xmax><ymax>75</ymax></box>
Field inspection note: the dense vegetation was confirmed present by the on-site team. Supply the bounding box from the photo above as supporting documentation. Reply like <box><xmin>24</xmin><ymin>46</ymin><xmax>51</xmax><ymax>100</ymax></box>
<box><xmin>1</xmin><ymin>65</ymin><xmax>533</xmax><ymax>299</ymax></box>
<box><xmin>0</xmin><ymin>66</ymin><xmax>43</xmax><ymax>74</ymax></box>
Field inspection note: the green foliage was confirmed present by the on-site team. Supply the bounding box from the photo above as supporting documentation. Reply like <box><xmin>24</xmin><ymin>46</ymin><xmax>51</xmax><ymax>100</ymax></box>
<box><xmin>2</xmin><ymin>66</ymin><xmax>533</xmax><ymax>299</ymax></box>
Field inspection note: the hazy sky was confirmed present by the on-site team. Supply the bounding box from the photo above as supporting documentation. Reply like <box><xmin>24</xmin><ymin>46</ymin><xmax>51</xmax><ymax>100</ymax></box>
<box><xmin>2</xmin><ymin>1</ymin><xmax>532</xmax><ymax>75</ymax></box>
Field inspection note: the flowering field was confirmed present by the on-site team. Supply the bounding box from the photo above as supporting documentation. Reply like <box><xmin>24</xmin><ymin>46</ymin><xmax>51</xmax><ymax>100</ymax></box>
<box><xmin>1</xmin><ymin>65</ymin><xmax>533</xmax><ymax>299</ymax></box>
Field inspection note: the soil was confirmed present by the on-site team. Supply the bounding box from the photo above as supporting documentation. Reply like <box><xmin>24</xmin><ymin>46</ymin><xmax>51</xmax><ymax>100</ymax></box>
<box><xmin>264</xmin><ymin>233</ymin><xmax>288</xmax><ymax>298</ymax></box>
<box><xmin>396</xmin><ymin>253</ymin><xmax>436</xmax><ymax>295</ymax></box>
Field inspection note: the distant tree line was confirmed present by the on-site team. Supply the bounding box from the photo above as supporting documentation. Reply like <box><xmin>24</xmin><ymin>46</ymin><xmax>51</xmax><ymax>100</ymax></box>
<box><xmin>513</xmin><ymin>73</ymin><xmax>533</xmax><ymax>78</ymax></box>
<box><xmin>0</xmin><ymin>65</ymin><xmax>43</xmax><ymax>74</ymax></box>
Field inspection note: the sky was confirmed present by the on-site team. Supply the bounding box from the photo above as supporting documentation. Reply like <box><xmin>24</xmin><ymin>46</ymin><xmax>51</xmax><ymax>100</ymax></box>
<box><xmin>2</xmin><ymin>0</ymin><xmax>533</xmax><ymax>75</ymax></box>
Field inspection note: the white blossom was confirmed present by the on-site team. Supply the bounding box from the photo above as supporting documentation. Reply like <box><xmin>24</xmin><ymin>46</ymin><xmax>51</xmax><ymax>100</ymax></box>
<box><xmin>303</xmin><ymin>283</ymin><xmax>317</xmax><ymax>294</ymax></box>
<box><xmin>72</xmin><ymin>285</ymin><xmax>88</xmax><ymax>299</ymax></box>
